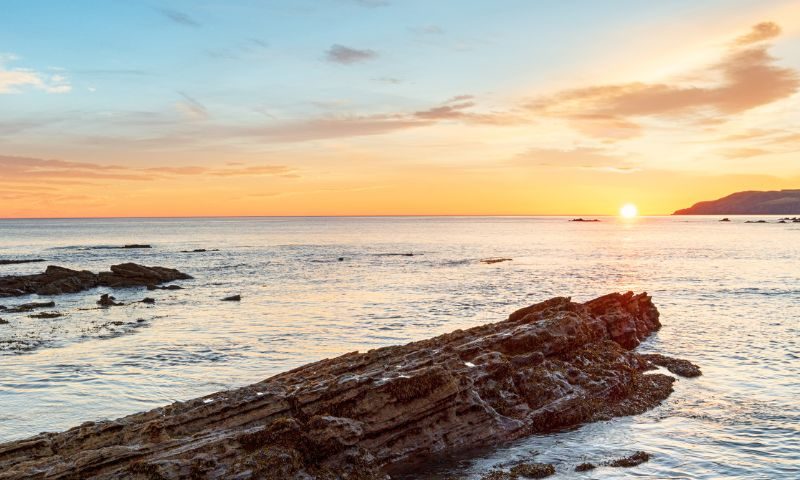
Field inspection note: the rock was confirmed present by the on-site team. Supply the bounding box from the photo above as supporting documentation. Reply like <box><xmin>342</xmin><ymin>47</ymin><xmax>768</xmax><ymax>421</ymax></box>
<box><xmin>745</xmin><ymin>220</ymin><xmax>768</xmax><ymax>224</ymax></box>
<box><xmin>375</xmin><ymin>253</ymin><xmax>416</xmax><ymax>257</ymax></box>
<box><xmin>570</xmin><ymin>218</ymin><xmax>600</xmax><ymax>222</ymax></box>
<box><xmin>141</xmin><ymin>298</ymin><xmax>156</xmax><ymax>304</ymax></box>
<box><xmin>122</xmin><ymin>244</ymin><xmax>151</xmax><ymax>249</ymax></box>
<box><xmin>97</xmin><ymin>294</ymin><xmax>123</xmax><ymax>308</ymax></box>
<box><xmin>509</xmin><ymin>462</ymin><xmax>556</xmax><ymax>478</ymax></box>
<box><xmin>0</xmin><ymin>292</ymin><xmax>688</xmax><ymax>480</ymax></box>
<box><xmin>641</xmin><ymin>353</ymin><xmax>702</xmax><ymax>377</ymax></box>
<box><xmin>0</xmin><ymin>259</ymin><xmax>46</xmax><ymax>266</ymax></box>
<box><xmin>146</xmin><ymin>284</ymin><xmax>183</xmax><ymax>291</ymax></box>
<box><xmin>574</xmin><ymin>463</ymin><xmax>596</xmax><ymax>471</ymax></box>
<box><xmin>338</xmin><ymin>257</ymin><xmax>345</xmax><ymax>262</ymax></box>
<box><xmin>0</xmin><ymin>318</ymin><xmax>7</xmax><ymax>325</ymax></box>
<box><xmin>222</xmin><ymin>294</ymin><xmax>241</xmax><ymax>302</ymax></box>
<box><xmin>719</xmin><ymin>218</ymin><xmax>731</xmax><ymax>222</ymax></box>
<box><xmin>0</xmin><ymin>264</ymin><xmax>192</xmax><ymax>297</ymax></box>
<box><xmin>181</xmin><ymin>249</ymin><xmax>219</xmax><ymax>253</ymax></box>
<box><xmin>28</xmin><ymin>312</ymin><xmax>63</xmax><ymax>319</ymax></box>
<box><xmin>481</xmin><ymin>258</ymin><xmax>512</xmax><ymax>264</ymax></box>
<box><xmin>4</xmin><ymin>301</ymin><xmax>56</xmax><ymax>313</ymax></box>
<box><xmin>606</xmin><ymin>451</ymin><xmax>650</xmax><ymax>468</ymax></box>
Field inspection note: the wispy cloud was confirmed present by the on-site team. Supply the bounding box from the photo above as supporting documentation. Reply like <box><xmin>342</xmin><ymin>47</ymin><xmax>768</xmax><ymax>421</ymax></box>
<box><xmin>0</xmin><ymin>155</ymin><xmax>292</xmax><ymax>183</ymax></box>
<box><xmin>0</xmin><ymin>55</ymin><xmax>71</xmax><ymax>94</ymax></box>
<box><xmin>512</xmin><ymin>147</ymin><xmax>637</xmax><ymax>173</ymax></box>
<box><xmin>325</xmin><ymin>44</ymin><xmax>378</xmax><ymax>64</ymax></box>
<box><xmin>157</xmin><ymin>8</ymin><xmax>200</xmax><ymax>27</ymax></box>
<box><xmin>528</xmin><ymin>21</ymin><xmax>799</xmax><ymax>139</ymax></box>
<box><xmin>175</xmin><ymin>92</ymin><xmax>209</xmax><ymax>120</ymax></box>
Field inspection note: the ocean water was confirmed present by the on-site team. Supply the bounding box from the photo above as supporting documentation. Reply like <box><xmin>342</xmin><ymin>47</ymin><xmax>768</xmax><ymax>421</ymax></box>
<box><xmin>0</xmin><ymin>216</ymin><xmax>797</xmax><ymax>479</ymax></box>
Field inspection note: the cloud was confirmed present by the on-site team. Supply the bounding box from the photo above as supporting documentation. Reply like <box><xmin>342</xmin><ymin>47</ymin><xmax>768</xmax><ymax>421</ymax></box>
<box><xmin>529</xmin><ymin>22</ymin><xmax>798</xmax><ymax>138</ymax></box>
<box><xmin>351</xmin><ymin>0</ymin><xmax>390</xmax><ymax>7</ymax></box>
<box><xmin>512</xmin><ymin>147</ymin><xmax>636</xmax><ymax>172</ymax></box>
<box><xmin>413</xmin><ymin>96</ymin><xmax>523</xmax><ymax>124</ymax></box>
<box><xmin>719</xmin><ymin>147</ymin><xmax>772</xmax><ymax>159</ymax></box>
<box><xmin>0</xmin><ymin>154</ymin><xmax>292</xmax><ymax>183</ymax></box>
<box><xmin>372</xmin><ymin>76</ymin><xmax>402</xmax><ymax>84</ymax></box>
<box><xmin>734</xmin><ymin>21</ymin><xmax>781</xmax><ymax>46</ymax></box>
<box><xmin>0</xmin><ymin>56</ymin><xmax>71</xmax><ymax>94</ymax></box>
<box><xmin>175</xmin><ymin>92</ymin><xmax>209</xmax><ymax>120</ymax></box>
<box><xmin>325</xmin><ymin>44</ymin><xmax>378</xmax><ymax>64</ymax></box>
<box><xmin>410</xmin><ymin>25</ymin><xmax>444</xmax><ymax>35</ymax></box>
<box><xmin>157</xmin><ymin>8</ymin><xmax>200</xmax><ymax>27</ymax></box>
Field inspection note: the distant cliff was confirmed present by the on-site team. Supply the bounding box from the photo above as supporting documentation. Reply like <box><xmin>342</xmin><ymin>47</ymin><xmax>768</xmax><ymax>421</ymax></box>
<box><xmin>673</xmin><ymin>190</ymin><xmax>800</xmax><ymax>215</ymax></box>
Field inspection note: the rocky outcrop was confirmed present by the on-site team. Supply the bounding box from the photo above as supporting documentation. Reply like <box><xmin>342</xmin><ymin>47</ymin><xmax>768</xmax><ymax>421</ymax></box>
<box><xmin>0</xmin><ymin>292</ymin><xmax>695</xmax><ymax>480</ymax></box>
<box><xmin>0</xmin><ymin>264</ymin><xmax>192</xmax><ymax>297</ymax></box>
<box><xmin>673</xmin><ymin>189</ymin><xmax>800</xmax><ymax>215</ymax></box>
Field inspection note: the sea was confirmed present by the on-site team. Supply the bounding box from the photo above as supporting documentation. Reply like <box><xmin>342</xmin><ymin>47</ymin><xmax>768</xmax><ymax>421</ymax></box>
<box><xmin>0</xmin><ymin>216</ymin><xmax>797</xmax><ymax>479</ymax></box>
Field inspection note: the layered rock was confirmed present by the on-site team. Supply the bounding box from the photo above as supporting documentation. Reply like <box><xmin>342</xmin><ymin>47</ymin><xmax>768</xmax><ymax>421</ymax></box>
<box><xmin>0</xmin><ymin>263</ymin><xmax>192</xmax><ymax>297</ymax></box>
<box><xmin>0</xmin><ymin>292</ymin><xmax>696</xmax><ymax>479</ymax></box>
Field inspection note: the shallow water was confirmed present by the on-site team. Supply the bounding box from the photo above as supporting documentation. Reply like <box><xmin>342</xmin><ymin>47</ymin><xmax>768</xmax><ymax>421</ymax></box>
<box><xmin>0</xmin><ymin>216</ymin><xmax>798</xmax><ymax>478</ymax></box>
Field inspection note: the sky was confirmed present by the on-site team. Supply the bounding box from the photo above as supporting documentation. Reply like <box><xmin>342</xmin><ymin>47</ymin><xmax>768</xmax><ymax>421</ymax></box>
<box><xmin>1</xmin><ymin>0</ymin><xmax>799</xmax><ymax>217</ymax></box>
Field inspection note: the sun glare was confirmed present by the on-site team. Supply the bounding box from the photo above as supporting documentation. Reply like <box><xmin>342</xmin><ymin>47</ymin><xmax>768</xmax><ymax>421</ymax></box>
<box><xmin>620</xmin><ymin>203</ymin><xmax>638</xmax><ymax>219</ymax></box>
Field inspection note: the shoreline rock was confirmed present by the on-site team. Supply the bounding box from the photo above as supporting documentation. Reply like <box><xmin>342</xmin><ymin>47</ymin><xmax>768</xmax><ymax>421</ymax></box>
<box><xmin>0</xmin><ymin>263</ymin><xmax>192</xmax><ymax>297</ymax></box>
<box><xmin>0</xmin><ymin>292</ymin><xmax>691</xmax><ymax>479</ymax></box>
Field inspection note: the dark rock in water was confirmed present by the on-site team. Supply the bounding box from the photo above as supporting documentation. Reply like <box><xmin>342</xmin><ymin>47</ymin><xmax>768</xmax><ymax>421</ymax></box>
<box><xmin>146</xmin><ymin>284</ymin><xmax>183</xmax><ymax>291</ymax></box>
<box><xmin>641</xmin><ymin>353</ymin><xmax>702</xmax><ymax>377</ymax></box>
<box><xmin>575</xmin><ymin>463</ymin><xmax>596</xmax><ymax>471</ymax></box>
<box><xmin>338</xmin><ymin>257</ymin><xmax>345</xmax><ymax>262</ymax></box>
<box><xmin>0</xmin><ymin>264</ymin><xmax>192</xmax><ymax>297</ymax></box>
<box><xmin>141</xmin><ymin>297</ymin><xmax>156</xmax><ymax>304</ymax></box>
<box><xmin>180</xmin><ymin>248</ymin><xmax>219</xmax><ymax>253</ymax></box>
<box><xmin>719</xmin><ymin>218</ymin><xmax>731</xmax><ymax>222</ymax></box>
<box><xmin>745</xmin><ymin>220</ymin><xmax>768</xmax><ymax>224</ymax></box>
<box><xmin>0</xmin><ymin>259</ymin><xmax>46</xmax><ymax>266</ymax></box>
<box><xmin>509</xmin><ymin>462</ymin><xmax>555</xmax><ymax>478</ymax></box>
<box><xmin>97</xmin><ymin>294</ymin><xmax>123</xmax><ymax>307</ymax></box>
<box><xmin>28</xmin><ymin>312</ymin><xmax>63</xmax><ymax>319</ymax></box>
<box><xmin>375</xmin><ymin>253</ymin><xmax>416</xmax><ymax>257</ymax></box>
<box><xmin>0</xmin><ymin>318</ymin><xmax>8</xmax><ymax>325</ymax></box>
<box><xmin>222</xmin><ymin>294</ymin><xmax>241</xmax><ymax>302</ymax></box>
<box><xmin>0</xmin><ymin>292</ymin><xmax>689</xmax><ymax>480</ymax></box>
<box><xmin>122</xmin><ymin>244</ymin><xmax>151</xmax><ymax>249</ymax></box>
<box><xmin>481</xmin><ymin>257</ymin><xmax>512</xmax><ymax>264</ymax></box>
<box><xmin>4</xmin><ymin>301</ymin><xmax>56</xmax><ymax>313</ymax></box>
<box><xmin>570</xmin><ymin>218</ymin><xmax>600</xmax><ymax>222</ymax></box>
<box><xmin>606</xmin><ymin>451</ymin><xmax>650</xmax><ymax>468</ymax></box>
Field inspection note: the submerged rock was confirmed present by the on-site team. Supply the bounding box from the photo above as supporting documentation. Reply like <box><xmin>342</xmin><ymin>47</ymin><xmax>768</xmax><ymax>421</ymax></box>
<box><xmin>141</xmin><ymin>297</ymin><xmax>156</xmax><ymax>304</ymax></box>
<box><xmin>570</xmin><ymin>218</ymin><xmax>600</xmax><ymax>222</ymax></box>
<box><xmin>122</xmin><ymin>244</ymin><xmax>151</xmax><ymax>249</ymax></box>
<box><xmin>28</xmin><ymin>312</ymin><xmax>63</xmax><ymax>319</ymax></box>
<box><xmin>481</xmin><ymin>257</ymin><xmax>512</xmax><ymax>264</ymax></box>
<box><xmin>0</xmin><ymin>259</ymin><xmax>46</xmax><ymax>266</ymax></box>
<box><xmin>574</xmin><ymin>463</ymin><xmax>596</xmax><ymax>471</ymax></box>
<box><xmin>0</xmin><ymin>292</ymin><xmax>689</xmax><ymax>479</ymax></box>
<box><xmin>4</xmin><ymin>301</ymin><xmax>56</xmax><ymax>313</ymax></box>
<box><xmin>606</xmin><ymin>451</ymin><xmax>650</xmax><ymax>468</ymax></box>
<box><xmin>222</xmin><ymin>294</ymin><xmax>242</xmax><ymax>302</ymax></box>
<box><xmin>0</xmin><ymin>264</ymin><xmax>192</xmax><ymax>297</ymax></box>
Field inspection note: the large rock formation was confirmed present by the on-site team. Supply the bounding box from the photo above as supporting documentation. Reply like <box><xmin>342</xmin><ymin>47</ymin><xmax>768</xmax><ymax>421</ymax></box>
<box><xmin>0</xmin><ymin>263</ymin><xmax>192</xmax><ymax>297</ymax></box>
<box><xmin>0</xmin><ymin>292</ymin><xmax>697</xmax><ymax>479</ymax></box>
<box><xmin>673</xmin><ymin>189</ymin><xmax>800</xmax><ymax>215</ymax></box>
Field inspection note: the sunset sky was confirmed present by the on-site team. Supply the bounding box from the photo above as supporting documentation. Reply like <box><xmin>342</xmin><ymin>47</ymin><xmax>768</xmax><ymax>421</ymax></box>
<box><xmin>2</xmin><ymin>0</ymin><xmax>799</xmax><ymax>217</ymax></box>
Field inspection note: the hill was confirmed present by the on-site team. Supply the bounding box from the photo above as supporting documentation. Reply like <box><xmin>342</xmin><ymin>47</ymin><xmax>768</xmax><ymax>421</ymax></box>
<box><xmin>673</xmin><ymin>190</ymin><xmax>800</xmax><ymax>215</ymax></box>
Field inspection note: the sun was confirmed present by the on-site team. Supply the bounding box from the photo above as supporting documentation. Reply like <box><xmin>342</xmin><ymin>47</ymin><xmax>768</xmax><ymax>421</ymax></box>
<box><xmin>620</xmin><ymin>203</ymin><xmax>638</xmax><ymax>219</ymax></box>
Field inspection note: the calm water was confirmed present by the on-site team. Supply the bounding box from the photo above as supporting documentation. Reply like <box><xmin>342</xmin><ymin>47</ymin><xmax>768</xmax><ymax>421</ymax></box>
<box><xmin>0</xmin><ymin>216</ymin><xmax>798</xmax><ymax>478</ymax></box>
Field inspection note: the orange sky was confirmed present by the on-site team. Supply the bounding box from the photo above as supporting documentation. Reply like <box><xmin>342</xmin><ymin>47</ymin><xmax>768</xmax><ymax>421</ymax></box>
<box><xmin>2</xmin><ymin>1</ymin><xmax>799</xmax><ymax>217</ymax></box>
